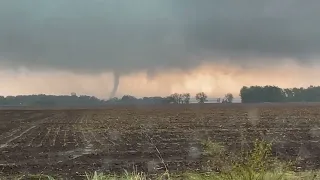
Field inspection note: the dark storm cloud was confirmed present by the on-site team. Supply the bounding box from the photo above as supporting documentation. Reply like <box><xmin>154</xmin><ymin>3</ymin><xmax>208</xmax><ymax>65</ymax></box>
<box><xmin>1</xmin><ymin>0</ymin><xmax>320</xmax><ymax>73</ymax></box>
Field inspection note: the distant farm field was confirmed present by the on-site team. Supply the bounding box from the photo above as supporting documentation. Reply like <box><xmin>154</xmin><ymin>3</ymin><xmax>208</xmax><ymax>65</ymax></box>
<box><xmin>0</xmin><ymin>103</ymin><xmax>320</xmax><ymax>178</ymax></box>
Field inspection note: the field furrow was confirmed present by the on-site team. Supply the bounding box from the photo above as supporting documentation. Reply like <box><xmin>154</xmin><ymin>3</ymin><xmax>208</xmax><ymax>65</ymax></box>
<box><xmin>0</xmin><ymin>104</ymin><xmax>320</xmax><ymax>178</ymax></box>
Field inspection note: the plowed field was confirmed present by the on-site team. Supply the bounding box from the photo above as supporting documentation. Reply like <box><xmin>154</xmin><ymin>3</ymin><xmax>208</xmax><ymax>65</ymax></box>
<box><xmin>0</xmin><ymin>103</ymin><xmax>320</xmax><ymax>178</ymax></box>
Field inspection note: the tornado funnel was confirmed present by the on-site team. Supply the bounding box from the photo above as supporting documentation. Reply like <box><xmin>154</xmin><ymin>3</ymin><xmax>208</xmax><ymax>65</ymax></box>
<box><xmin>109</xmin><ymin>72</ymin><xmax>120</xmax><ymax>98</ymax></box>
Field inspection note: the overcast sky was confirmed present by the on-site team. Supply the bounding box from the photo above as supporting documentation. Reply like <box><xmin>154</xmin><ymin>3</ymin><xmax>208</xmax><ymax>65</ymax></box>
<box><xmin>0</xmin><ymin>0</ymin><xmax>320</xmax><ymax>98</ymax></box>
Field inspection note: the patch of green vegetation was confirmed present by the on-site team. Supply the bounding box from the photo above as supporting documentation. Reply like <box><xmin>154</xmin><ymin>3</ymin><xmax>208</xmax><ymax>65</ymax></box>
<box><xmin>190</xmin><ymin>139</ymin><xmax>318</xmax><ymax>180</ymax></box>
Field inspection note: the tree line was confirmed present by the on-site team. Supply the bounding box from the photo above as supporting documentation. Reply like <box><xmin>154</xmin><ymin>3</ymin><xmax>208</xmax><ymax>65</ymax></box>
<box><xmin>240</xmin><ymin>85</ymin><xmax>320</xmax><ymax>103</ymax></box>
<box><xmin>106</xmin><ymin>92</ymin><xmax>233</xmax><ymax>104</ymax></box>
<box><xmin>2</xmin><ymin>85</ymin><xmax>320</xmax><ymax>107</ymax></box>
<box><xmin>0</xmin><ymin>92</ymin><xmax>234</xmax><ymax>107</ymax></box>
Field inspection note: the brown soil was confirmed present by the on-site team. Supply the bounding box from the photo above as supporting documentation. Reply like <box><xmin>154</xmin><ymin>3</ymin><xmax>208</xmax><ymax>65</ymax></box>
<box><xmin>0</xmin><ymin>103</ymin><xmax>320</xmax><ymax>178</ymax></box>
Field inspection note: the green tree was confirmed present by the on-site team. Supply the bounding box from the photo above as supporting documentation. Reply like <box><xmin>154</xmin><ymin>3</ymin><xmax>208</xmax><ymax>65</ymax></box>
<box><xmin>240</xmin><ymin>86</ymin><xmax>285</xmax><ymax>103</ymax></box>
<box><xmin>170</xmin><ymin>93</ymin><xmax>181</xmax><ymax>104</ymax></box>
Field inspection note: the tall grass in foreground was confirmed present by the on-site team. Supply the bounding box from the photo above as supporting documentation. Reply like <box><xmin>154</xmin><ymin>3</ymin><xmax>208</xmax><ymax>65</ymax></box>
<box><xmin>85</xmin><ymin>170</ymin><xmax>148</xmax><ymax>180</ymax></box>
<box><xmin>11</xmin><ymin>140</ymin><xmax>320</xmax><ymax>179</ymax></box>
<box><xmin>186</xmin><ymin>139</ymin><xmax>320</xmax><ymax>180</ymax></box>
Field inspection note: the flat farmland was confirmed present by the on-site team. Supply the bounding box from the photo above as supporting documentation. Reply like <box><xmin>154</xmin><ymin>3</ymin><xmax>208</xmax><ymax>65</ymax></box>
<box><xmin>1</xmin><ymin>103</ymin><xmax>320</xmax><ymax>178</ymax></box>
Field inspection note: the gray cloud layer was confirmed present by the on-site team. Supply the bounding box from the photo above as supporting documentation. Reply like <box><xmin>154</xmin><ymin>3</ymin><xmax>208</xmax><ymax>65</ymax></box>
<box><xmin>1</xmin><ymin>0</ymin><xmax>320</xmax><ymax>74</ymax></box>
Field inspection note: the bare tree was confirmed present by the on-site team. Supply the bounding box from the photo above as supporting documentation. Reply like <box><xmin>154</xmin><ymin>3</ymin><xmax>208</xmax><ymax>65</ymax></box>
<box><xmin>169</xmin><ymin>93</ymin><xmax>190</xmax><ymax>104</ymax></box>
<box><xmin>182</xmin><ymin>93</ymin><xmax>190</xmax><ymax>104</ymax></box>
<box><xmin>178</xmin><ymin>93</ymin><xmax>183</xmax><ymax>104</ymax></box>
<box><xmin>195</xmin><ymin>92</ymin><xmax>208</xmax><ymax>103</ymax></box>
<box><xmin>170</xmin><ymin>93</ymin><xmax>181</xmax><ymax>104</ymax></box>
<box><xmin>216</xmin><ymin>98</ymin><xmax>221</xmax><ymax>103</ymax></box>
<box><xmin>224</xmin><ymin>93</ymin><xmax>234</xmax><ymax>103</ymax></box>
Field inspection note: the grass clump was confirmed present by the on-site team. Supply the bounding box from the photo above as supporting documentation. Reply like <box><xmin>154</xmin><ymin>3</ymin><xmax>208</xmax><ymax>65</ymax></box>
<box><xmin>201</xmin><ymin>139</ymin><xmax>227</xmax><ymax>172</ymax></box>
<box><xmin>84</xmin><ymin>168</ymin><xmax>170</xmax><ymax>180</ymax></box>
<box><xmin>85</xmin><ymin>170</ymin><xmax>148</xmax><ymax>180</ymax></box>
<box><xmin>193</xmin><ymin>139</ymin><xmax>316</xmax><ymax>180</ymax></box>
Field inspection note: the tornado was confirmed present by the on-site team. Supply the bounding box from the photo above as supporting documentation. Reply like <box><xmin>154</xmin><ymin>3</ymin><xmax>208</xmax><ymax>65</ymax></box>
<box><xmin>109</xmin><ymin>72</ymin><xmax>120</xmax><ymax>98</ymax></box>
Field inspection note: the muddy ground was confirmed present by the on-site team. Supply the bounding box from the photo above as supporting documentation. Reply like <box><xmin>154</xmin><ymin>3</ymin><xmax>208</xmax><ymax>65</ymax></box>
<box><xmin>0</xmin><ymin>103</ymin><xmax>320</xmax><ymax>178</ymax></box>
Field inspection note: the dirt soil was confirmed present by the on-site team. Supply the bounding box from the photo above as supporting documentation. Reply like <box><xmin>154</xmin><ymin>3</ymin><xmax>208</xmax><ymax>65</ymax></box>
<box><xmin>0</xmin><ymin>103</ymin><xmax>320</xmax><ymax>178</ymax></box>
